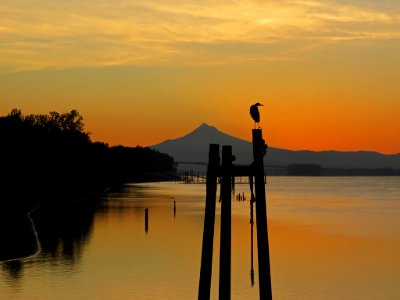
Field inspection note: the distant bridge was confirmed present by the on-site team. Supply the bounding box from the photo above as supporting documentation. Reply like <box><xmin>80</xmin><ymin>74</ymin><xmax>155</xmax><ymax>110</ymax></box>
<box><xmin>176</xmin><ymin>161</ymin><xmax>288</xmax><ymax>179</ymax></box>
<box><xmin>177</xmin><ymin>161</ymin><xmax>287</xmax><ymax>170</ymax></box>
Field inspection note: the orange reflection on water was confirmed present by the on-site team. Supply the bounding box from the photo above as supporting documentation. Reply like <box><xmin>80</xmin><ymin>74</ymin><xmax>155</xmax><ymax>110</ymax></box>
<box><xmin>268</xmin><ymin>218</ymin><xmax>400</xmax><ymax>300</ymax></box>
<box><xmin>1</xmin><ymin>179</ymin><xmax>399</xmax><ymax>300</ymax></box>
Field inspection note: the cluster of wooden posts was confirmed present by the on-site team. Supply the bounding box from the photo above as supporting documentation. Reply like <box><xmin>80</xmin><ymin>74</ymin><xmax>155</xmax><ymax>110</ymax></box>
<box><xmin>181</xmin><ymin>171</ymin><xmax>207</xmax><ymax>184</ymax></box>
<box><xmin>198</xmin><ymin>129</ymin><xmax>273</xmax><ymax>300</ymax></box>
<box><xmin>181</xmin><ymin>170</ymin><xmax>268</xmax><ymax>185</ymax></box>
<box><xmin>181</xmin><ymin>170</ymin><xmax>272</xmax><ymax>185</ymax></box>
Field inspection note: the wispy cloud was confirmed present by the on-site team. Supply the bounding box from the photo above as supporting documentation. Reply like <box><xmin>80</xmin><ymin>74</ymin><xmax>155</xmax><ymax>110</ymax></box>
<box><xmin>1</xmin><ymin>0</ymin><xmax>400</xmax><ymax>71</ymax></box>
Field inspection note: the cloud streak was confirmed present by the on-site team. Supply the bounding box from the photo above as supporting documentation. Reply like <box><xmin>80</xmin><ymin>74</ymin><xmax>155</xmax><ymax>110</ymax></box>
<box><xmin>1</xmin><ymin>0</ymin><xmax>400</xmax><ymax>71</ymax></box>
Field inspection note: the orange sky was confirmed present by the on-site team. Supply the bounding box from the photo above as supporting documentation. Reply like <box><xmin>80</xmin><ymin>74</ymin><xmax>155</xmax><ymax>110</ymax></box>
<box><xmin>1</xmin><ymin>0</ymin><xmax>400</xmax><ymax>154</ymax></box>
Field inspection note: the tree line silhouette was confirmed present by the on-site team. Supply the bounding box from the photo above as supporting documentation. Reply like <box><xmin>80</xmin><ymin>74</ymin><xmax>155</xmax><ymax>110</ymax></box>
<box><xmin>0</xmin><ymin>109</ymin><xmax>176</xmax><ymax>212</ymax></box>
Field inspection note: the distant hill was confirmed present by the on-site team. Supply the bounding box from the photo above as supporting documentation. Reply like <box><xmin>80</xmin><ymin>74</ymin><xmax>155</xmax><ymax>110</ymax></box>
<box><xmin>151</xmin><ymin>123</ymin><xmax>252</xmax><ymax>166</ymax></box>
<box><xmin>151</xmin><ymin>123</ymin><xmax>400</xmax><ymax>172</ymax></box>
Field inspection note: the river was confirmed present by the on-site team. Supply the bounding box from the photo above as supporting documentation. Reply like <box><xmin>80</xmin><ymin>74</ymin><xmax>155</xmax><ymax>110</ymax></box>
<box><xmin>1</xmin><ymin>177</ymin><xmax>400</xmax><ymax>299</ymax></box>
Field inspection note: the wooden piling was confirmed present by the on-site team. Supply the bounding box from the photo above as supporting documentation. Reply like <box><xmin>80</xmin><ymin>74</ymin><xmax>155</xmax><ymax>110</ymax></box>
<box><xmin>198</xmin><ymin>129</ymin><xmax>273</xmax><ymax>299</ymax></box>
<box><xmin>252</xmin><ymin>129</ymin><xmax>272</xmax><ymax>300</ymax></box>
<box><xmin>145</xmin><ymin>208</ymin><xmax>149</xmax><ymax>233</ymax></box>
<box><xmin>174</xmin><ymin>200</ymin><xmax>176</xmax><ymax>218</ymax></box>
<box><xmin>198</xmin><ymin>144</ymin><xmax>220</xmax><ymax>300</ymax></box>
<box><xmin>219</xmin><ymin>145</ymin><xmax>233</xmax><ymax>300</ymax></box>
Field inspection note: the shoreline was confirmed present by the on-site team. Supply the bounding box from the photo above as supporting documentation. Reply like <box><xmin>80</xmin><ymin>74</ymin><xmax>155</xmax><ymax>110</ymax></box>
<box><xmin>0</xmin><ymin>186</ymin><xmax>113</xmax><ymax>263</ymax></box>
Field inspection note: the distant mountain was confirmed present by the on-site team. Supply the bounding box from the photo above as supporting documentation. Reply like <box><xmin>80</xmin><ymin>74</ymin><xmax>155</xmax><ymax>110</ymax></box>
<box><xmin>151</xmin><ymin>123</ymin><xmax>252</xmax><ymax>165</ymax></box>
<box><xmin>151</xmin><ymin>123</ymin><xmax>400</xmax><ymax>171</ymax></box>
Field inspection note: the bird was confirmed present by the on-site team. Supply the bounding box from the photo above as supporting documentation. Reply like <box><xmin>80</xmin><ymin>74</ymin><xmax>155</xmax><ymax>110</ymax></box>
<box><xmin>250</xmin><ymin>102</ymin><xmax>263</xmax><ymax>128</ymax></box>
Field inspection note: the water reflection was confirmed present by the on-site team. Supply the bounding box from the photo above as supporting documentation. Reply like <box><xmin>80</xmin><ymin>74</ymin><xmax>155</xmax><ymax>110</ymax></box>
<box><xmin>0</xmin><ymin>199</ymin><xmax>97</xmax><ymax>285</ymax></box>
<box><xmin>2</xmin><ymin>260</ymin><xmax>23</xmax><ymax>281</ymax></box>
<box><xmin>0</xmin><ymin>212</ymin><xmax>39</xmax><ymax>261</ymax></box>
<box><xmin>1</xmin><ymin>179</ymin><xmax>399</xmax><ymax>300</ymax></box>
<box><xmin>31</xmin><ymin>200</ymin><xmax>96</xmax><ymax>264</ymax></box>
<box><xmin>1</xmin><ymin>260</ymin><xmax>24</xmax><ymax>292</ymax></box>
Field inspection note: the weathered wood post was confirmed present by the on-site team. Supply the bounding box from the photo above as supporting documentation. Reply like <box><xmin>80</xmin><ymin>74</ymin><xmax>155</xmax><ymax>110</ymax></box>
<box><xmin>219</xmin><ymin>145</ymin><xmax>233</xmax><ymax>300</ymax></box>
<box><xmin>198</xmin><ymin>144</ymin><xmax>220</xmax><ymax>300</ymax></box>
<box><xmin>145</xmin><ymin>208</ymin><xmax>149</xmax><ymax>233</ymax></box>
<box><xmin>252</xmin><ymin>129</ymin><xmax>272</xmax><ymax>300</ymax></box>
<box><xmin>198</xmin><ymin>129</ymin><xmax>273</xmax><ymax>299</ymax></box>
<box><xmin>174</xmin><ymin>200</ymin><xmax>176</xmax><ymax>219</ymax></box>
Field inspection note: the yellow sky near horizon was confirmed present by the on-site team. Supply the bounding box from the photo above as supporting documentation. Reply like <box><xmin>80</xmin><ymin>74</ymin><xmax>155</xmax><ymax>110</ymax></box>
<box><xmin>1</xmin><ymin>0</ymin><xmax>400</xmax><ymax>154</ymax></box>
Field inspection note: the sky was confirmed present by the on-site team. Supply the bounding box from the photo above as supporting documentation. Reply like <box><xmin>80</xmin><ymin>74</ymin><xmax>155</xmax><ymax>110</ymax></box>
<box><xmin>1</xmin><ymin>0</ymin><xmax>400</xmax><ymax>154</ymax></box>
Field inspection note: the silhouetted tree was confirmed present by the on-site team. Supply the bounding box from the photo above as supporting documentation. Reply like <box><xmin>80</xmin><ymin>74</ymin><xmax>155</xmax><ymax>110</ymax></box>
<box><xmin>0</xmin><ymin>109</ymin><xmax>176</xmax><ymax>212</ymax></box>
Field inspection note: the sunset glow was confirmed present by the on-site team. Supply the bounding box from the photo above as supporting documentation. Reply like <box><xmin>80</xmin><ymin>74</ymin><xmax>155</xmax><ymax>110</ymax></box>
<box><xmin>1</xmin><ymin>0</ymin><xmax>399</xmax><ymax>153</ymax></box>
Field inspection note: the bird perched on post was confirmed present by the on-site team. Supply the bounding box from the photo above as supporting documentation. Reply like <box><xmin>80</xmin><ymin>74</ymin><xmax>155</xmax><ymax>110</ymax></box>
<box><xmin>250</xmin><ymin>103</ymin><xmax>263</xmax><ymax>128</ymax></box>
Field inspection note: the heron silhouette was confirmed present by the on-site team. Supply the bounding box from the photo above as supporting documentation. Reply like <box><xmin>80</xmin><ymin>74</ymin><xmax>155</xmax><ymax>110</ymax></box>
<box><xmin>250</xmin><ymin>103</ymin><xmax>263</xmax><ymax>128</ymax></box>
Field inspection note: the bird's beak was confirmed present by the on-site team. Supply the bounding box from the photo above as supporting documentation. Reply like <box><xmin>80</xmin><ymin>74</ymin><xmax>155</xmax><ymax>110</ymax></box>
<box><xmin>259</xmin><ymin>103</ymin><xmax>264</xmax><ymax>106</ymax></box>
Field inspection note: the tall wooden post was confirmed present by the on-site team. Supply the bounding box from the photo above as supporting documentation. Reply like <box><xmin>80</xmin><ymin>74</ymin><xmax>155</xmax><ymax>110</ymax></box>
<box><xmin>145</xmin><ymin>208</ymin><xmax>149</xmax><ymax>233</ymax></box>
<box><xmin>219</xmin><ymin>145</ymin><xmax>233</xmax><ymax>300</ymax></box>
<box><xmin>198</xmin><ymin>144</ymin><xmax>220</xmax><ymax>300</ymax></box>
<box><xmin>252</xmin><ymin>129</ymin><xmax>272</xmax><ymax>300</ymax></box>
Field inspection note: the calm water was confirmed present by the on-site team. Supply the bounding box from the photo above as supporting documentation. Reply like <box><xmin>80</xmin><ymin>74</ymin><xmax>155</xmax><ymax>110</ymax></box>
<box><xmin>1</xmin><ymin>177</ymin><xmax>400</xmax><ymax>299</ymax></box>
